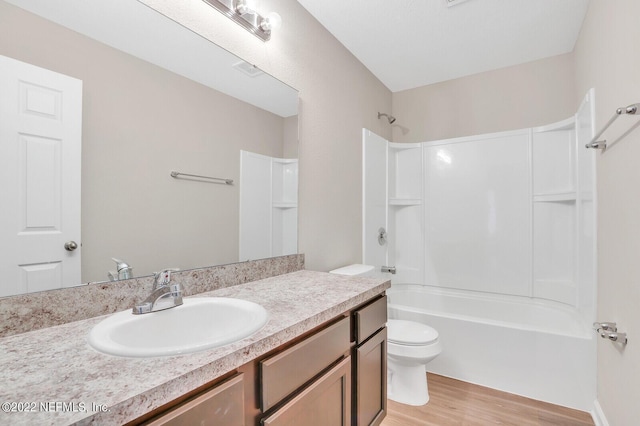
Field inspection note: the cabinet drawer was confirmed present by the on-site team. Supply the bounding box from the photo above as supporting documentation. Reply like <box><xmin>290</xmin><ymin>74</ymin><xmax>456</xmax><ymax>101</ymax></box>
<box><xmin>261</xmin><ymin>357</ymin><xmax>351</xmax><ymax>426</ymax></box>
<box><xmin>146</xmin><ymin>374</ymin><xmax>244</xmax><ymax>426</ymax></box>
<box><xmin>354</xmin><ymin>296</ymin><xmax>387</xmax><ymax>344</ymax></box>
<box><xmin>260</xmin><ymin>316</ymin><xmax>350</xmax><ymax>411</ymax></box>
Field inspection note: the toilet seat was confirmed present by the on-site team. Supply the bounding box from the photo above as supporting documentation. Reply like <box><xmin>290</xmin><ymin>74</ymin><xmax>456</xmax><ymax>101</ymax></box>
<box><xmin>387</xmin><ymin>319</ymin><xmax>439</xmax><ymax>346</ymax></box>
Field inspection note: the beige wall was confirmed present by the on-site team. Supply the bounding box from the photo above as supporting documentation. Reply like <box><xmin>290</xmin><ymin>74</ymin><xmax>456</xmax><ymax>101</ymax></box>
<box><xmin>574</xmin><ymin>1</ymin><xmax>640</xmax><ymax>424</ymax></box>
<box><xmin>283</xmin><ymin>115</ymin><xmax>299</xmax><ymax>159</ymax></box>
<box><xmin>0</xmin><ymin>2</ymin><xmax>287</xmax><ymax>282</ymax></box>
<box><xmin>392</xmin><ymin>53</ymin><xmax>576</xmax><ymax>143</ymax></box>
<box><xmin>139</xmin><ymin>0</ymin><xmax>393</xmax><ymax>272</ymax></box>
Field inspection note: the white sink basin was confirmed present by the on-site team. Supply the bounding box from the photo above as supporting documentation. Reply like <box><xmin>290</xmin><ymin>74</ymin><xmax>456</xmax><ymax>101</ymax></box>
<box><xmin>88</xmin><ymin>297</ymin><xmax>268</xmax><ymax>357</ymax></box>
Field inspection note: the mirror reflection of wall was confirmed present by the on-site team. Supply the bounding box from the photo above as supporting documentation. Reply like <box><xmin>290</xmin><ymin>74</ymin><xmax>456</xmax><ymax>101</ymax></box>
<box><xmin>0</xmin><ymin>0</ymin><xmax>299</xmax><ymax>296</ymax></box>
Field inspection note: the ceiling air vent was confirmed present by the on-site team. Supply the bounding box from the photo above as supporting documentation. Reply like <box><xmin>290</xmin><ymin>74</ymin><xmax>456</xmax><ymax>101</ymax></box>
<box><xmin>446</xmin><ymin>0</ymin><xmax>472</xmax><ymax>7</ymax></box>
<box><xmin>232</xmin><ymin>61</ymin><xmax>264</xmax><ymax>78</ymax></box>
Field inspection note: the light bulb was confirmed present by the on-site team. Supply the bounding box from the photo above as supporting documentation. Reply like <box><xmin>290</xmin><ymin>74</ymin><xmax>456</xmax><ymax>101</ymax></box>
<box><xmin>235</xmin><ymin>0</ymin><xmax>248</xmax><ymax>14</ymax></box>
<box><xmin>260</xmin><ymin>12</ymin><xmax>282</xmax><ymax>32</ymax></box>
<box><xmin>235</xmin><ymin>0</ymin><xmax>255</xmax><ymax>15</ymax></box>
<box><xmin>245</xmin><ymin>0</ymin><xmax>258</xmax><ymax>11</ymax></box>
<box><xmin>266</xmin><ymin>12</ymin><xmax>282</xmax><ymax>30</ymax></box>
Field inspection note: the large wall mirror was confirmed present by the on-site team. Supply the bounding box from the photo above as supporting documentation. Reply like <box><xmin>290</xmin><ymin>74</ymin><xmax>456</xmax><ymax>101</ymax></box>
<box><xmin>0</xmin><ymin>0</ymin><xmax>299</xmax><ymax>297</ymax></box>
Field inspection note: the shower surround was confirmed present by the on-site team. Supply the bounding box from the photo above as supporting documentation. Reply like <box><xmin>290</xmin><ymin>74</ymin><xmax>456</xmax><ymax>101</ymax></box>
<box><xmin>363</xmin><ymin>90</ymin><xmax>597</xmax><ymax>410</ymax></box>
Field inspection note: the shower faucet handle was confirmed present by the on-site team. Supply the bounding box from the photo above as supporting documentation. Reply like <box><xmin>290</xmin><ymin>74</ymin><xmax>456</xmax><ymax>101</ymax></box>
<box><xmin>378</xmin><ymin>227</ymin><xmax>388</xmax><ymax>245</ymax></box>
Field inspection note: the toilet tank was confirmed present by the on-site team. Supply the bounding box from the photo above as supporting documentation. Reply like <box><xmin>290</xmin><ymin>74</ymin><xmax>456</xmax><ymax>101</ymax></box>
<box><xmin>329</xmin><ymin>264</ymin><xmax>377</xmax><ymax>277</ymax></box>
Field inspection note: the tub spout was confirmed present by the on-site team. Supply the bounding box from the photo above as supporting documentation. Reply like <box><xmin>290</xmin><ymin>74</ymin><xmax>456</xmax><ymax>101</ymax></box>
<box><xmin>382</xmin><ymin>266</ymin><xmax>396</xmax><ymax>274</ymax></box>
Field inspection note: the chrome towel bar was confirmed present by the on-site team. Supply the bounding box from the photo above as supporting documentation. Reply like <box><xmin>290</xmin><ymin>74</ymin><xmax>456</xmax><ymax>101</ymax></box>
<box><xmin>593</xmin><ymin>322</ymin><xmax>628</xmax><ymax>345</ymax></box>
<box><xmin>170</xmin><ymin>171</ymin><xmax>233</xmax><ymax>185</ymax></box>
<box><xmin>586</xmin><ymin>103</ymin><xmax>640</xmax><ymax>149</ymax></box>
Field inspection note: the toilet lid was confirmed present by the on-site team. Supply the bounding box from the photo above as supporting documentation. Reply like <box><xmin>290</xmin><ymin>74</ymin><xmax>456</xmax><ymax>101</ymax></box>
<box><xmin>387</xmin><ymin>319</ymin><xmax>439</xmax><ymax>345</ymax></box>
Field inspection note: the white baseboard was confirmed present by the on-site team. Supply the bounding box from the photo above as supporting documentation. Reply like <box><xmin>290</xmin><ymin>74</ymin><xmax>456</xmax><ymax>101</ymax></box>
<box><xmin>591</xmin><ymin>400</ymin><xmax>609</xmax><ymax>426</ymax></box>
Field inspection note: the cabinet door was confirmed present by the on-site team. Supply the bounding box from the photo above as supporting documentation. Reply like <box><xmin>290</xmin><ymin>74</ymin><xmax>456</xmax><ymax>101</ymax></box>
<box><xmin>355</xmin><ymin>328</ymin><xmax>387</xmax><ymax>426</ymax></box>
<box><xmin>146</xmin><ymin>374</ymin><xmax>244</xmax><ymax>426</ymax></box>
<box><xmin>261</xmin><ymin>357</ymin><xmax>351</xmax><ymax>426</ymax></box>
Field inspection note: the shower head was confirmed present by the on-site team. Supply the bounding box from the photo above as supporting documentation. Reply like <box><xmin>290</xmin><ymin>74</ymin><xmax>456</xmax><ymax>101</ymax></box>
<box><xmin>378</xmin><ymin>112</ymin><xmax>396</xmax><ymax>124</ymax></box>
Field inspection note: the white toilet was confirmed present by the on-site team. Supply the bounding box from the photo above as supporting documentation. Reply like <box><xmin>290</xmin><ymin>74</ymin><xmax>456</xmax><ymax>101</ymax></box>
<box><xmin>386</xmin><ymin>319</ymin><xmax>441</xmax><ymax>405</ymax></box>
<box><xmin>329</xmin><ymin>264</ymin><xmax>442</xmax><ymax>406</ymax></box>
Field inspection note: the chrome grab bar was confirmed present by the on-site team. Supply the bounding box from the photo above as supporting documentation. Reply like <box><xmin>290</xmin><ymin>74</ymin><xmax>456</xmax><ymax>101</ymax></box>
<box><xmin>170</xmin><ymin>170</ymin><xmax>233</xmax><ymax>185</ymax></box>
<box><xmin>586</xmin><ymin>103</ymin><xmax>640</xmax><ymax>149</ymax></box>
<box><xmin>593</xmin><ymin>322</ymin><xmax>628</xmax><ymax>345</ymax></box>
<box><xmin>593</xmin><ymin>322</ymin><xmax>617</xmax><ymax>332</ymax></box>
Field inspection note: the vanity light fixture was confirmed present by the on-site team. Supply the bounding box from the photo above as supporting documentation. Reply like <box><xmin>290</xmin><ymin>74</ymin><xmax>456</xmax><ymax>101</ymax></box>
<box><xmin>202</xmin><ymin>0</ymin><xmax>282</xmax><ymax>41</ymax></box>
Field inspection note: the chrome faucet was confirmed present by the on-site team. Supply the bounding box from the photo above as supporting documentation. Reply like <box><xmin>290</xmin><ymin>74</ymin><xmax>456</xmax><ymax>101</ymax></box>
<box><xmin>132</xmin><ymin>269</ymin><xmax>183</xmax><ymax>315</ymax></box>
<box><xmin>108</xmin><ymin>258</ymin><xmax>134</xmax><ymax>281</ymax></box>
<box><xmin>381</xmin><ymin>265</ymin><xmax>397</xmax><ymax>274</ymax></box>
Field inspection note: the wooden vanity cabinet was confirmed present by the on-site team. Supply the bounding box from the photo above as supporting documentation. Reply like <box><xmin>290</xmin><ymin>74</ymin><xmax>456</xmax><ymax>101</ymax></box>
<box><xmin>352</xmin><ymin>296</ymin><xmax>388</xmax><ymax>426</ymax></box>
<box><xmin>133</xmin><ymin>294</ymin><xmax>387</xmax><ymax>426</ymax></box>
<box><xmin>260</xmin><ymin>357</ymin><xmax>351</xmax><ymax>426</ymax></box>
<box><xmin>259</xmin><ymin>317</ymin><xmax>351</xmax><ymax>412</ymax></box>
<box><xmin>144</xmin><ymin>373</ymin><xmax>245</xmax><ymax>426</ymax></box>
<box><xmin>258</xmin><ymin>295</ymin><xmax>388</xmax><ymax>426</ymax></box>
<box><xmin>258</xmin><ymin>316</ymin><xmax>352</xmax><ymax>425</ymax></box>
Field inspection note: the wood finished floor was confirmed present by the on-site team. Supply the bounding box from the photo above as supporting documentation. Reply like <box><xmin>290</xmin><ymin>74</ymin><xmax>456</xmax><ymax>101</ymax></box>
<box><xmin>380</xmin><ymin>373</ymin><xmax>594</xmax><ymax>426</ymax></box>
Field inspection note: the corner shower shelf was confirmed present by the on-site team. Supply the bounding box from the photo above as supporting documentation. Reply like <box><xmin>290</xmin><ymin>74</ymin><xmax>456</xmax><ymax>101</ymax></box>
<box><xmin>273</xmin><ymin>201</ymin><xmax>297</xmax><ymax>208</ymax></box>
<box><xmin>533</xmin><ymin>192</ymin><xmax>577</xmax><ymax>202</ymax></box>
<box><xmin>389</xmin><ymin>198</ymin><xmax>422</xmax><ymax>206</ymax></box>
<box><xmin>389</xmin><ymin>142</ymin><xmax>422</xmax><ymax>150</ymax></box>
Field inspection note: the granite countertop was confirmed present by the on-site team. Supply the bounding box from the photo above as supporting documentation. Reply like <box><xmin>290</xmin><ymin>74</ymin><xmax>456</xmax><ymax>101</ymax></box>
<box><xmin>0</xmin><ymin>270</ymin><xmax>389</xmax><ymax>426</ymax></box>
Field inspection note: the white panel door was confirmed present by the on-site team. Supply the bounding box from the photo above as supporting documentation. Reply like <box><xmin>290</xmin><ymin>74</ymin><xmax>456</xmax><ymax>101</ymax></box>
<box><xmin>0</xmin><ymin>55</ymin><xmax>82</xmax><ymax>297</ymax></box>
<box><xmin>362</xmin><ymin>129</ymin><xmax>388</xmax><ymax>269</ymax></box>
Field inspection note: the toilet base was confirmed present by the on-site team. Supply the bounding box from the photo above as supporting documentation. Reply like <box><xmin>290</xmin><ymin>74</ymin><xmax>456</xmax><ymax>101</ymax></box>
<box><xmin>387</xmin><ymin>361</ymin><xmax>430</xmax><ymax>406</ymax></box>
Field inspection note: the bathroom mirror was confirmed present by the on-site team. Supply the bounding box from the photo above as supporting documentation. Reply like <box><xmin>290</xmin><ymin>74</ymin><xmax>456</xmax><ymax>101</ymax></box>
<box><xmin>0</xmin><ymin>0</ymin><xmax>299</xmax><ymax>296</ymax></box>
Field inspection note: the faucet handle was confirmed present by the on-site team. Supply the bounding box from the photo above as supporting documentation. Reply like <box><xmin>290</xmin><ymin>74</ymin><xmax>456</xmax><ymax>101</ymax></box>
<box><xmin>112</xmin><ymin>258</ymin><xmax>130</xmax><ymax>271</ymax></box>
<box><xmin>153</xmin><ymin>268</ymin><xmax>180</xmax><ymax>288</ymax></box>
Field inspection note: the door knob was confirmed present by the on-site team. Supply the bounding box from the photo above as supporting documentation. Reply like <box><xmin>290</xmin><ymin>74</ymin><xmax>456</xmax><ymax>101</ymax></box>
<box><xmin>64</xmin><ymin>241</ymin><xmax>78</xmax><ymax>251</ymax></box>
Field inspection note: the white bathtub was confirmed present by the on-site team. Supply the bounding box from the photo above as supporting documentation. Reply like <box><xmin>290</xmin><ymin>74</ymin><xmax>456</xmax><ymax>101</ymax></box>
<box><xmin>387</xmin><ymin>284</ymin><xmax>596</xmax><ymax>411</ymax></box>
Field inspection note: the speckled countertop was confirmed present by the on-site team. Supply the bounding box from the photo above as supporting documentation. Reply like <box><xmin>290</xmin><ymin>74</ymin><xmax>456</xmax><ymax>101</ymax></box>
<box><xmin>0</xmin><ymin>270</ymin><xmax>389</xmax><ymax>426</ymax></box>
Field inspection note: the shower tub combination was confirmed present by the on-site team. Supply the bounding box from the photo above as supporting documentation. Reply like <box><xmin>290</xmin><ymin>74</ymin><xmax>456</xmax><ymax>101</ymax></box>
<box><xmin>387</xmin><ymin>284</ymin><xmax>596</xmax><ymax>411</ymax></box>
<box><xmin>363</xmin><ymin>91</ymin><xmax>598</xmax><ymax>413</ymax></box>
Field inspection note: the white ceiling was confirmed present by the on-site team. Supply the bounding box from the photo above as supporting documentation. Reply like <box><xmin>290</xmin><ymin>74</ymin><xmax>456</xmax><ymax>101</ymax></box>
<box><xmin>296</xmin><ymin>0</ymin><xmax>590</xmax><ymax>92</ymax></box>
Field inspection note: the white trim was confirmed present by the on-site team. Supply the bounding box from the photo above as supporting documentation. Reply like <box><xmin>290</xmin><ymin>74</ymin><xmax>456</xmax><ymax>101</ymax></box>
<box><xmin>533</xmin><ymin>116</ymin><xmax>575</xmax><ymax>133</ymax></box>
<box><xmin>591</xmin><ymin>399</ymin><xmax>610</xmax><ymax>426</ymax></box>
<box><xmin>422</xmin><ymin>128</ymin><xmax>530</xmax><ymax>147</ymax></box>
